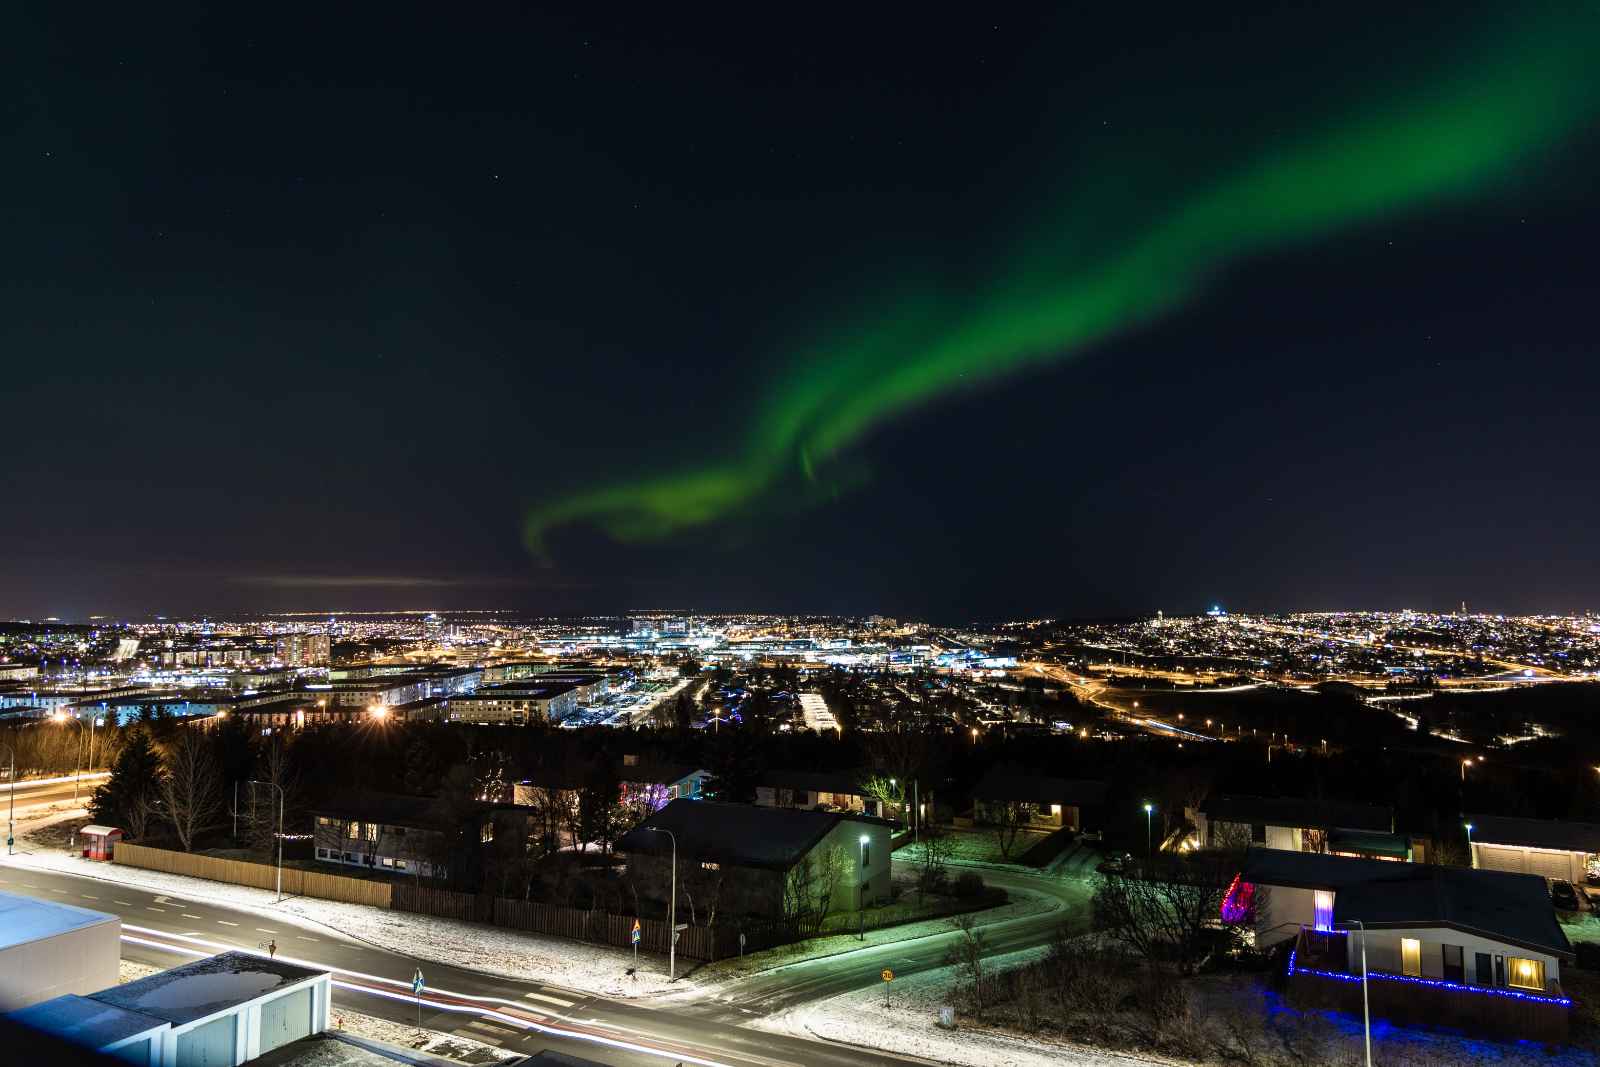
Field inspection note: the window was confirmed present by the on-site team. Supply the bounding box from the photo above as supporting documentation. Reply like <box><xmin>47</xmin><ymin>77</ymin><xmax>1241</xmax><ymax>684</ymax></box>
<box><xmin>364</xmin><ymin>823</ymin><xmax>379</xmax><ymax>843</ymax></box>
<box><xmin>347</xmin><ymin>821</ymin><xmax>361</xmax><ymax>840</ymax></box>
<box><xmin>1508</xmin><ymin>957</ymin><xmax>1545</xmax><ymax>992</ymax></box>
<box><xmin>317</xmin><ymin>817</ymin><xmax>334</xmax><ymax>829</ymax></box>
<box><xmin>701</xmin><ymin>861</ymin><xmax>720</xmax><ymax>871</ymax></box>
<box><xmin>480</xmin><ymin>824</ymin><xmax>495</xmax><ymax>843</ymax></box>
<box><xmin>1474</xmin><ymin>952</ymin><xmax>1492</xmax><ymax>986</ymax></box>
<box><xmin>380</xmin><ymin>857</ymin><xmax>394</xmax><ymax>868</ymax></box>
<box><xmin>1400</xmin><ymin>938</ymin><xmax>1421</xmax><ymax>977</ymax></box>
<box><xmin>1312</xmin><ymin>891</ymin><xmax>1334</xmax><ymax>932</ymax></box>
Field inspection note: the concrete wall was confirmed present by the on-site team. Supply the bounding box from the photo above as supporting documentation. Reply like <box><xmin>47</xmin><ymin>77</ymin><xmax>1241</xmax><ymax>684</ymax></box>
<box><xmin>0</xmin><ymin>916</ymin><xmax>120</xmax><ymax>1011</ymax></box>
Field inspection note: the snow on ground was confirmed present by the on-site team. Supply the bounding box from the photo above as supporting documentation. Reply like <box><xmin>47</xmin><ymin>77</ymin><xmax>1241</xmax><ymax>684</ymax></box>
<box><xmin>3</xmin><ymin>807</ymin><xmax>685</xmax><ymax>999</ymax></box>
<box><xmin>755</xmin><ymin>945</ymin><xmax>1174</xmax><ymax>1067</ymax></box>
<box><xmin>119</xmin><ymin>958</ymin><xmax>163</xmax><ymax>983</ymax></box>
<box><xmin>331</xmin><ymin>1009</ymin><xmax>516</xmax><ymax>1065</ymax></box>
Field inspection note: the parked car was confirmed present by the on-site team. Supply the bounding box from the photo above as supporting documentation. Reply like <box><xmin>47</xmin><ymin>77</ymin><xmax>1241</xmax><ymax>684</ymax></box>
<box><xmin>1551</xmin><ymin>880</ymin><xmax>1582</xmax><ymax>911</ymax></box>
<box><xmin>1080</xmin><ymin>829</ymin><xmax>1103</xmax><ymax>844</ymax></box>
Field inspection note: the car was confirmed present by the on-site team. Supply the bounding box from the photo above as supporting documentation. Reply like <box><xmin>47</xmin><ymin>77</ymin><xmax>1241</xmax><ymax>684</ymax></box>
<box><xmin>1551</xmin><ymin>880</ymin><xmax>1581</xmax><ymax>911</ymax></box>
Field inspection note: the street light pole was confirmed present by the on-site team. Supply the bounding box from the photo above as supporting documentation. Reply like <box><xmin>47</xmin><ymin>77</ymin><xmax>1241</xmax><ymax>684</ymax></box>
<box><xmin>647</xmin><ymin>827</ymin><xmax>677</xmax><ymax>980</ymax></box>
<box><xmin>1143</xmin><ymin>802</ymin><xmax>1154</xmax><ymax>858</ymax></box>
<box><xmin>1348</xmin><ymin>919</ymin><xmax>1372</xmax><ymax>1067</ymax></box>
<box><xmin>250</xmin><ymin>779</ymin><xmax>286</xmax><ymax>902</ymax></box>
<box><xmin>2</xmin><ymin>743</ymin><xmax>15</xmax><ymax>856</ymax></box>
<box><xmin>53</xmin><ymin>712</ymin><xmax>86</xmax><ymax>804</ymax></box>
<box><xmin>1465</xmin><ymin>822</ymin><xmax>1474</xmax><ymax>868</ymax></box>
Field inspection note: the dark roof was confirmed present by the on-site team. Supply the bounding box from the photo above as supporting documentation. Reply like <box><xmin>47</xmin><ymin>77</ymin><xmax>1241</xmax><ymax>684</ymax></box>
<box><xmin>9</xmin><ymin>995</ymin><xmax>166</xmax><ymax>1048</ymax></box>
<box><xmin>1241</xmin><ymin>848</ymin><xmax>1572</xmax><ymax>959</ymax></box>
<box><xmin>972</xmin><ymin>769</ymin><xmax>1107</xmax><ymax>807</ymax></box>
<box><xmin>1464</xmin><ymin>813</ymin><xmax>1600</xmax><ymax>853</ymax></box>
<box><xmin>1328</xmin><ymin>828</ymin><xmax>1410</xmax><ymax>859</ymax></box>
<box><xmin>1203</xmin><ymin>794</ymin><xmax>1390</xmax><ymax>832</ymax></box>
<box><xmin>760</xmin><ymin>768</ymin><xmax>872</xmax><ymax>796</ymax></box>
<box><xmin>619</xmin><ymin>762</ymin><xmax>701</xmax><ymax>786</ymax></box>
<box><xmin>618</xmin><ymin>799</ymin><xmax>890</xmax><ymax>871</ymax></box>
<box><xmin>90</xmin><ymin>952</ymin><xmax>326</xmax><ymax>1025</ymax></box>
<box><xmin>311</xmin><ymin>790</ymin><xmax>492</xmax><ymax>831</ymax></box>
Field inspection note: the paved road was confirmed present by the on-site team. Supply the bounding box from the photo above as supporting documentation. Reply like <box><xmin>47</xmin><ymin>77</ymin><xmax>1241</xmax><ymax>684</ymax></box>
<box><xmin>0</xmin><ymin>861</ymin><xmax>933</xmax><ymax>1066</ymax></box>
<box><xmin>683</xmin><ymin>862</ymin><xmax>1093</xmax><ymax>1022</ymax></box>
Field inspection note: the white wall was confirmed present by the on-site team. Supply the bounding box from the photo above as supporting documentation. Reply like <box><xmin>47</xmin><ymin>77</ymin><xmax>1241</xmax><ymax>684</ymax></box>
<box><xmin>812</xmin><ymin>820</ymin><xmax>892</xmax><ymax>908</ymax></box>
<box><xmin>1255</xmin><ymin>884</ymin><xmax>1318</xmax><ymax>946</ymax></box>
<box><xmin>1340</xmin><ymin>926</ymin><xmax>1562</xmax><ymax>991</ymax></box>
<box><xmin>1472</xmin><ymin>842</ymin><xmax>1585</xmax><ymax>883</ymax></box>
<box><xmin>0</xmin><ymin>916</ymin><xmax>120</xmax><ymax>1011</ymax></box>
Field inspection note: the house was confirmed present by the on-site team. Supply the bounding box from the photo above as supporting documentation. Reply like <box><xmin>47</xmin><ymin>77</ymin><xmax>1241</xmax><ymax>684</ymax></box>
<box><xmin>618</xmin><ymin>762</ymin><xmax>710</xmax><ymax>812</ymax></box>
<box><xmin>1233</xmin><ymin>847</ymin><xmax>1572</xmax><ymax>1041</ymax></box>
<box><xmin>619</xmin><ymin>800</ymin><xmax>893</xmax><ymax>920</ymax></box>
<box><xmin>755</xmin><ymin>769</ymin><xmax>886</xmax><ymax>817</ymax></box>
<box><xmin>11</xmin><ymin>950</ymin><xmax>333</xmax><ymax>1066</ymax></box>
<box><xmin>1191</xmin><ymin>794</ymin><xmax>1408</xmax><ymax>859</ymax></box>
<box><xmin>312</xmin><ymin>790</ymin><xmax>505</xmax><ymax>879</ymax></box>
<box><xmin>0</xmin><ymin>892</ymin><xmax>120</xmax><ymax>1011</ymax></box>
<box><xmin>1465</xmin><ymin>813</ymin><xmax>1600</xmax><ymax>883</ymax></box>
<box><xmin>971</xmin><ymin>769</ymin><xmax>1106</xmax><ymax>830</ymax></box>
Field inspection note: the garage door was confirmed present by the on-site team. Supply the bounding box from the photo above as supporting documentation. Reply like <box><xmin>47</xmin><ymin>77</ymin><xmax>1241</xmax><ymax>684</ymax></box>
<box><xmin>1476</xmin><ymin>845</ymin><xmax>1526</xmax><ymax>875</ymax></box>
<box><xmin>1528</xmin><ymin>850</ymin><xmax>1573</xmax><ymax>882</ymax></box>
<box><xmin>259</xmin><ymin>987</ymin><xmax>314</xmax><ymax>1055</ymax></box>
<box><xmin>177</xmin><ymin>1013</ymin><xmax>236</xmax><ymax>1067</ymax></box>
<box><xmin>259</xmin><ymin>991</ymin><xmax>312</xmax><ymax>1055</ymax></box>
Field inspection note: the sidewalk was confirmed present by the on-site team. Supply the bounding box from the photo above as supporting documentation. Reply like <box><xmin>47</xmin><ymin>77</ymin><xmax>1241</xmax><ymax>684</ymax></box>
<box><xmin>1</xmin><ymin>806</ymin><xmax>683</xmax><ymax>999</ymax></box>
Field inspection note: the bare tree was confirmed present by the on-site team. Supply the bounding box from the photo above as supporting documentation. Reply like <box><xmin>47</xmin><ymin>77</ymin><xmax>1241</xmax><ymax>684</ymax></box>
<box><xmin>917</xmin><ymin>831</ymin><xmax>954</xmax><ymax>902</ymax></box>
<box><xmin>946</xmin><ymin>913</ymin><xmax>990</xmax><ymax>1012</ymax></box>
<box><xmin>991</xmin><ymin>800</ymin><xmax>1033</xmax><ymax>860</ymax></box>
<box><xmin>160</xmin><ymin>730</ymin><xmax>222</xmax><ymax>852</ymax></box>
<box><xmin>858</xmin><ymin>773</ymin><xmax>903</xmax><ymax>820</ymax></box>
<box><xmin>1091</xmin><ymin>851</ymin><xmax>1263</xmax><ymax>975</ymax></box>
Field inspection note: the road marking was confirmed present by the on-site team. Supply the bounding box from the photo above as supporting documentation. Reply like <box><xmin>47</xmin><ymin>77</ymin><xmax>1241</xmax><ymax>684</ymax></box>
<box><xmin>48</xmin><ymin>887</ymin><xmax>67</xmax><ymax>894</ymax></box>
<box><xmin>183</xmin><ymin>913</ymin><xmax>204</xmax><ymax>920</ymax></box>
<box><xmin>80</xmin><ymin>894</ymin><xmax>99</xmax><ymax>900</ymax></box>
<box><xmin>523</xmin><ymin>992</ymin><xmax>574</xmax><ymax>1007</ymax></box>
<box><xmin>256</xmin><ymin>928</ymin><xmax>277</xmax><ymax>934</ymax></box>
<box><xmin>147</xmin><ymin>907</ymin><xmax>166</xmax><ymax>912</ymax></box>
<box><xmin>296</xmin><ymin>936</ymin><xmax>318</xmax><ymax>942</ymax></box>
<box><xmin>20</xmin><ymin>882</ymin><xmax>38</xmax><ymax>888</ymax></box>
<box><xmin>217</xmin><ymin>920</ymin><xmax>239</xmax><ymax>927</ymax></box>
<box><xmin>114</xmin><ymin>899</ymin><xmax>134</xmax><ymax>906</ymax></box>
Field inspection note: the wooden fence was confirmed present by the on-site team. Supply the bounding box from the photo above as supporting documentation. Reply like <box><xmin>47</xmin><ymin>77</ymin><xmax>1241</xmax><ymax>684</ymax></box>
<box><xmin>113</xmin><ymin>842</ymin><xmax>392</xmax><ymax>908</ymax></box>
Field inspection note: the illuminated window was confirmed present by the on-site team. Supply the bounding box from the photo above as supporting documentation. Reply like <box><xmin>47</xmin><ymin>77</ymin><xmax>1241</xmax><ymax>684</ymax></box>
<box><xmin>1401</xmin><ymin>938</ymin><xmax>1421</xmax><ymax>977</ymax></box>
<box><xmin>1508</xmin><ymin>957</ymin><xmax>1545</xmax><ymax>991</ymax></box>
<box><xmin>364</xmin><ymin>823</ymin><xmax>379</xmax><ymax>843</ymax></box>
<box><xmin>1313</xmin><ymin>891</ymin><xmax>1334</xmax><ymax>932</ymax></box>
<box><xmin>701</xmin><ymin>861</ymin><xmax>720</xmax><ymax>871</ymax></box>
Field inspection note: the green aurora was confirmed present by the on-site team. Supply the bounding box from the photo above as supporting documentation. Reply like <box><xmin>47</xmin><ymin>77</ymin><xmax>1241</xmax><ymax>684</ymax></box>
<box><xmin>525</xmin><ymin>10</ymin><xmax>1600</xmax><ymax>558</ymax></box>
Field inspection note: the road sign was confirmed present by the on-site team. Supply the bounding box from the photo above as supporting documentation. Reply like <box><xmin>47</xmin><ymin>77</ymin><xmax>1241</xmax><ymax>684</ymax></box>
<box><xmin>631</xmin><ymin>920</ymin><xmax>641</xmax><ymax>945</ymax></box>
<box><xmin>412</xmin><ymin>969</ymin><xmax>424</xmax><ymax>995</ymax></box>
<box><xmin>881</xmin><ymin>968</ymin><xmax>894</xmax><ymax>983</ymax></box>
<box><xmin>882</xmin><ymin>967</ymin><xmax>894</xmax><ymax>1008</ymax></box>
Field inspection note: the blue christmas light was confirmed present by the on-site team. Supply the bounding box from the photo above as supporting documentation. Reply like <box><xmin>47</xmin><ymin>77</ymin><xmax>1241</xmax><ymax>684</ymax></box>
<box><xmin>1287</xmin><ymin>946</ymin><xmax>1570</xmax><ymax>1007</ymax></box>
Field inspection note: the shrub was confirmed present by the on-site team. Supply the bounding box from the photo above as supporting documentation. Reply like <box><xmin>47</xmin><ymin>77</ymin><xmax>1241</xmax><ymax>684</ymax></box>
<box><xmin>952</xmin><ymin>871</ymin><xmax>986</xmax><ymax>898</ymax></box>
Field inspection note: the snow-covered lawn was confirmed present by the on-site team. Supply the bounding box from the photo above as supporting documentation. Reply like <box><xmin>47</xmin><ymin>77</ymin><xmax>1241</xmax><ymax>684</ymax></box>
<box><xmin>898</xmin><ymin>829</ymin><xmax>1051</xmax><ymax>872</ymax></box>
<box><xmin>695</xmin><ymin>886</ymin><xmax>1057</xmax><ymax>985</ymax></box>
<box><xmin>756</xmin><ymin>945</ymin><xmax>1171</xmax><ymax>1067</ymax></box>
<box><xmin>332</xmin><ymin>1009</ymin><xmax>516</xmax><ymax>1065</ymax></box>
<box><xmin>3</xmin><ymin>806</ymin><xmax>687</xmax><ymax>1000</ymax></box>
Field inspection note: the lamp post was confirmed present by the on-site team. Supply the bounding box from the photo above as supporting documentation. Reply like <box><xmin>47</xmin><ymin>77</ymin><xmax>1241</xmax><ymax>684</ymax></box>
<box><xmin>858</xmin><ymin>833</ymin><xmax>870</xmax><ymax>940</ymax></box>
<box><xmin>250</xmin><ymin>779</ymin><xmax>286</xmax><ymax>903</ymax></box>
<box><xmin>1143</xmin><ymin>802</ymin><xmax>1154</xmax><ymax>857</ymax></box>
<box><xmin>51</xmin><ymin>712</ymin><xmax>86</xmax><ymax>804</ymax></box>
<box><xmin>1465</xmin><ymin>822</ymin><xmax>1474</xmax><ymax>868</ymax></box>
<box><xmin>647</xmin><ymin>827</ymin><xmax>677</xmax><ymax>980</ymax></box>
<box><xmin>2</xmin><ymin>743</ymin><xmax>15</xmax><ymax>856</ymax></box>
<box><xmin>1460</xmin><ymin>757</ymin><xmax>1473</xmax><ymax>782</ymax></box>
<box><xmin>1346</xmin><ymin>919</ymin><xmax>1372</xmax><ymax>1067</ymax></box>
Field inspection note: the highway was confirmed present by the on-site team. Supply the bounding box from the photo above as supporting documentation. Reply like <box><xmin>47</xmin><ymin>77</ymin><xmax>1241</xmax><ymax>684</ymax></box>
<box><xmin>0</xmin><ymin>854</ymin><xmax>1090</xmax><ymax>1066</ymax></box>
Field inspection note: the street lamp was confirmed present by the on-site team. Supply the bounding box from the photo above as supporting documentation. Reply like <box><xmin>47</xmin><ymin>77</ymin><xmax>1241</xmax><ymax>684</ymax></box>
<box><xmin>647</xmin><ymin>827</ymin><xmax>678</xmax><ymax>981</ymax></box>
<box><xmin>1465</xmin><ymin>822</ymin><xmax>1474</xmax><ymax>868</ymax></box>
<box><xmin>2</xmin><ymin>742</ymin><xmax>14</xmax><ymax>856</ymax></box>
<box><xmin>249</xmin><ymin>779</ymin><xmax>286</xmax><ymax>903</ymax></box>
<box><xmin>858</xmin><ymin>833</ymin><xmax>870</xmax><ymax>940</ymax></box>
<box><xmin>1460</xmin><ymin>757</ymin><xmax>1476</xmax><ymax>782</ymax></box>
<box><xmin>1143</xmin><ymin>802</ymin><xmax>1155</xmax><ymax>857</ymax></box>
<box><xmin>1343</xmin><ymin>919</ymin><xmax>1373</xmax><ymax>1067</ymax></box>
<box><xmin>51</xmin><ymin>712</ymin><xmax>87</xmax><ymax>805</ymax></box>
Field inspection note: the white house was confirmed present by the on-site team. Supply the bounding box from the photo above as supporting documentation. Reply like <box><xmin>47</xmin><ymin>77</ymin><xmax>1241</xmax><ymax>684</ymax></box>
<box><xmin>1466</xmin><ymin>813</ymin><xmax>1600</xmax><ymax>883</ymax></box>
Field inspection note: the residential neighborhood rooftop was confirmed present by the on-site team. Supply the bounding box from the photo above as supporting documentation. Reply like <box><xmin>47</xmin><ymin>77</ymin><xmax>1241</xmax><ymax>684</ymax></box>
<box><xmin>1204</xmin><ymin>793</ymin><xmax>1392</xmax><ymax>832</ymax></box>
<box><xmin>89</xmin><ymin>952</ymin><xmax>327</xmax><ymax>1025</ymax></box>
<box><xmin>1464</xmin><ymin>812</ymin><xmax>1600</xmax><ymax>853</ymax></box>
<box><xmin>8</xmin><ymin>994</ymin><xmax>165</xmax><ymax>1049</ymax></box>
<box><xmin>619</xmin><ymin>798</ymin><xmax>891</xmax><ymax>870</ymax></box>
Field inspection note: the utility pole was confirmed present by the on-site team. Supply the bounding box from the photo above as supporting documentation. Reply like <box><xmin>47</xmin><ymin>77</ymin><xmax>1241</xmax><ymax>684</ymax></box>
<box><xmin>647</xmin><ymin>827</ymin><xmax>677</xmax><ymax>980</ymax></box>
<box><xmin>3</xmin><ymin>744</ymin><xmax>15</xmax><ymax>856</ymax></box>
<box><xmin>1346</xmin><ymin>919</ymin><xmax>1372</xmax><ymax>1067</ymax></box>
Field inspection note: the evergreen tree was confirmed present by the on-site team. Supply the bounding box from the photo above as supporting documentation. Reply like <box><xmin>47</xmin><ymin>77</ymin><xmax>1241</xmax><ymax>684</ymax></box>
<box><xmin>90</xmin><ymin>727</ymin><xmax>163</xmax><ymax>840</ymax></box>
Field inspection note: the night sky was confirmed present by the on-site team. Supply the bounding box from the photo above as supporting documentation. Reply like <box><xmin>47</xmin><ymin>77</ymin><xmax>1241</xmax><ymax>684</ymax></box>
<box><xmin>7</xmin><ymin>5</ymin><xmax>1599</xmax><ymax>622</ymax></box>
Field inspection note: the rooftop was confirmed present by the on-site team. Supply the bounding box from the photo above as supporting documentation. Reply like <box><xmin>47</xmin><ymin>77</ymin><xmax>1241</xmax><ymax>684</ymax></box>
<box><xmin>1242</xmin><ymin>848</ymin><xmax>1572</xmax><ymax>959</ymax></box>
<box><xmin>9</xmin><ymin>994</ymin><xmax>166</xmax><ymax>1049</ymax></box>
<box><xmin>90</xmin><ymin>951</ymin><xmax>326</xmax><ymax>1025</ymax></box>
<box><xmin>0</xmin><ymin>890</ymin><xmax>117</xmax><ymax>952</ymax></box>
<box><xmin>619</xmin><ymin>799</ymin><xmax>890</xmax><ymax>870</ymax></box>
<box><xmin>1203</xmin><ymin>793</ymin><xmax>1391</xmax><ymax>833</ymax></box>
<box><xmin>1464</xmin><ymin>813</ymin><xmax>1600</xmax><ymax>853</ymax></box>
